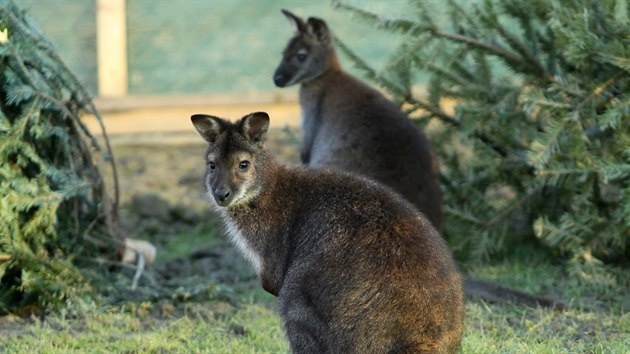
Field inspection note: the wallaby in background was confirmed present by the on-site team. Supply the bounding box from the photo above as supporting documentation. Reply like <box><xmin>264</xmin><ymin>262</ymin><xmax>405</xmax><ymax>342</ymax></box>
<box><xmin>192</xmin><ymin>112</ymin><xmax>464</xmax><ymax>353</ymax></box>
<box><xmin>273</xmin><ymin>9</ymin><xmax>443</xmax><ymax>232</ymax></box>
<box><xmin>274</xmin><ymin>9</ymin><xmax>562</xmax><ymax>309</ymax></box>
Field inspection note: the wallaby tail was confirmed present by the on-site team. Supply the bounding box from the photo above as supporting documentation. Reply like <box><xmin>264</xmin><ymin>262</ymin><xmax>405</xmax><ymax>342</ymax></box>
<box><xmin>464</xmin><ymin>277</ymin><xmax>565</xmax><ymax>310</ymax></box>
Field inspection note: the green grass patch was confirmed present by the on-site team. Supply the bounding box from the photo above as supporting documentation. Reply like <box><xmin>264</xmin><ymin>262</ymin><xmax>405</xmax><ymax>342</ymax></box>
<box><xmin>2</xmin><ymin>256</ymin><xmax>628</xmax><ymax>353</ymax></box>
<box><xmin>0</xmin><ymin>302</ymin><xmax>288</xmax><ymax>353</ymax></box>
<box><xmin>461</xmin><ymin>258</ymin><xmax>630</xmax><ymax>353</ymax></box>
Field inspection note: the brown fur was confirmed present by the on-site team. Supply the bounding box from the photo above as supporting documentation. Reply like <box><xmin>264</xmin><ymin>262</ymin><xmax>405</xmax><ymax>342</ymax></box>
<box><xmin>192</xmin><ymin>112</ymin><xmax>464</xmax><ymax>353</ymax></box>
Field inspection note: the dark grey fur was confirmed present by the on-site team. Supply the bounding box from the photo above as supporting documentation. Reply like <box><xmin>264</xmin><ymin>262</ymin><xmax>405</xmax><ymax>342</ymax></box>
<box><xmin>273</xmin><ymin>9</ymin><xmax>443</xmax><ymax>232</ymax></box>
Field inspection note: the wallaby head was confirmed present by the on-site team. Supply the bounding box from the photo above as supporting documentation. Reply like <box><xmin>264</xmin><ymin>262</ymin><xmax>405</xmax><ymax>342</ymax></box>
<box><xmin>273</xmin><ymin>9</ymin><xmax>338</xmax><ymax>87</ymax></box>
<box><xmin>191</xmin><ymin>112</ymin><xmax>270</xmax><ymax>209</ymax></box>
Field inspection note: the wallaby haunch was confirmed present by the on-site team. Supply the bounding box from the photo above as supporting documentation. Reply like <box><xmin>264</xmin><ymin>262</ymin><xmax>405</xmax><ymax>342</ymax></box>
<box><xmin>192</xmin><ymin>112</ymin><xmax>464</xmax><ymax>353</ymax></box>
<box><xmin>274</xmin><ymin>10</ymin><xmax>563</xmax><ymax>309</ymax></box>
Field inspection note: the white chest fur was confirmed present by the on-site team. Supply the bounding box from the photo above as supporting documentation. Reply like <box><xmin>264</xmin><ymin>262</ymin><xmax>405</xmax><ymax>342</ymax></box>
<box><xmin>207</xmin><ymin>183</ymin><xmax>264</xmax><ymax>275</ymax></box>
<box><xmin>221</xmin><ymin>214</ymin><xmax>263</xmax><ymax>275</ymax></box>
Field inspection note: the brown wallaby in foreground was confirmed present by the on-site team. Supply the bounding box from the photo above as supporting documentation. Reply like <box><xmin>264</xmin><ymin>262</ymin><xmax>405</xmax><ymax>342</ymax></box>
<box><xmin>192</xmin><ymin>112</ymin><xmax>464</xmax><ymax>353</ymax></box>
<box><xmin>274</xmin><ymin>9</ymin><xmax>562</xmax><ymax>309</ymax></box>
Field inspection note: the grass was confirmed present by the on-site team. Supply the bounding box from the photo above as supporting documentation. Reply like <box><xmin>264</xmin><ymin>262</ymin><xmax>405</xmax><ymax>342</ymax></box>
<box><xmin>461</xmin><ymin>262</ymin><xmax>630</xmax><ymax>353</ymax></box>
<box><xmin>0</xmin><ymin>301</ymin><xmax>287</xmax><ymax>353</ymax></box>
<box><xmin>3</xmin><ymin>230</ymin><xmax>629</xmax><ymax>354</ymax></box>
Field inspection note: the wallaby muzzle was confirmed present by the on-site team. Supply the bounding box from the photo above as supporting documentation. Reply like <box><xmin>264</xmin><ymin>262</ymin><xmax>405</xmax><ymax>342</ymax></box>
<box><xmin>213</xmin><ymin>185</ymin><xmax>232</xmax><ymax>206</ymax></box>
<box><xmin>273</xmin><ymin>65</ymin><xmax>291</xmax><ymax>87</ymax></box>
<box><xmin>210</xmin><ymin>170</ymin><xmax>234</xmax><ymax>207</ymax></box>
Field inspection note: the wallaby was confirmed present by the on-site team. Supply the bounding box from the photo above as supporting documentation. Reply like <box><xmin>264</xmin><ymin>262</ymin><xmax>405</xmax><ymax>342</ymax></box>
<box><xmin>273</xmin><ymin>9</ymin><xmax>443</xmax><ymax>233</ymax></box>
<box><xmin>192</xmin><ymin>112</ymin><xmax>464</xmax><ymax>353</ymax></box>
<box><xmin>273</xmin><ymin>9</ymin><xmax>563</xmax><ymax>309</ymax></box>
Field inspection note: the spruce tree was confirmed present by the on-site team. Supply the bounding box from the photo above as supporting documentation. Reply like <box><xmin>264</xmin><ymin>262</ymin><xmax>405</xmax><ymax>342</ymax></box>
<box><xmin>334</xmin><ymin>0</ymin><xmax>629</xmax><ymax>276</ymax></box>
<box><xmin>0</xmin><ymin>0</ymin><xmax>124</xmax><ymax>314</ymax></box>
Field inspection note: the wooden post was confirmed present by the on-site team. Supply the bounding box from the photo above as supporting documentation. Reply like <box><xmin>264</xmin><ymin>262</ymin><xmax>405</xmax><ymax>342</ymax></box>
<box><xmin>96</xmin><ymin>0</ymin><xmax>127</xmax><ymax>97</ymax></box>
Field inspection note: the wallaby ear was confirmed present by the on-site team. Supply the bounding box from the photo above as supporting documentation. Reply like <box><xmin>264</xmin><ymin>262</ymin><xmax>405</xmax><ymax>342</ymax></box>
<box><xmin>241</xmin><ymin>112</ymin><xmax>270</xmax><ymax>147</ymax></box>
<box><xmin>191</xmin><ymin>114</ymin><xmax>226</xmax><ymax>144</ymax></box>
<box><xmin>281</xmin><ymin>9</ymin><xmax>306</xmax><ymax>33</ymax></box>
<box><xmin>306</xmin><ymin>17</ymin><xmax>330</xmax><ymax>42</ymax></box>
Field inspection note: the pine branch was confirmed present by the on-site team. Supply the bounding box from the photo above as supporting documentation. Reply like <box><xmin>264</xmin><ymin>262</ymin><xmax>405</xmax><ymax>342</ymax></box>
<box><xmin>0</xmin><ymin>3</ymin><xmax>124</xmax><ymax>239</ymax></box>
<box><xmin>334</xmin><ymin>0</ymin><xmax>555</xmax><ymax>82</ymax></box>
<box><xmin>406</xmin><ymin>98</ymin><xmax>459</xmax><ymax>126</ymax></box>
<box><xmin>483</xmin><ymin>186</ymin><xmax>541</xmax><ymax>231</ymax></box>
<box><xmin>479</xmin><ymin>8</ymin><xmax>551</xmax><ymax>80</ymax></box>
<box><xmin>598</xmin><ymin>54</ymin><xmax>630</xmax><ymax>73</ymax></box>
<box><xmin>446</xmin><ymin>0</ymin><xmax>481</xmax><ymax>34</ymax></box>
<box><xmin>528</xmin><ymin>118</ymin><xmax>566</xmax><ymax>169</ymax></box>
<box><xmin>444</xmin><ymin>205</ymin><xmax>484</xmax><ymax>226</ymax></box>
<box><xmin>0</xmin><ymin>0</ymin><xmax>130</xmax><ymax>314</ymax></box>
<box><xmin>334</xmin><ymin>34</ymin><xmax>406</xmax><ymax>96</ymax></box>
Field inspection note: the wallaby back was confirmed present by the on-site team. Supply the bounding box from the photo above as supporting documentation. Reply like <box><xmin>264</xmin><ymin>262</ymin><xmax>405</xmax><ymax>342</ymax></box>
<box><xmin>192</xmin><ymin>112</ymin><xmax>464</xmax><ymax>353</ymax></box>
<box><xmin>274</xmin><ymin>9</ymin><xmax>443</xmax><ymax>232</ymax></box>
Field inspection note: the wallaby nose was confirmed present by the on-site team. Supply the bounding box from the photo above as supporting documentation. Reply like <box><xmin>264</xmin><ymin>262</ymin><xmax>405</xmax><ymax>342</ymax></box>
<box><xmin>273</xmin><ymin>73</ymin><xmax>287</xmax><ymax>87</ymax></box>
<box><xmin>214</xmin><ymin>187</ymin><xmax>231</xmax><ymax>204</ymax></box>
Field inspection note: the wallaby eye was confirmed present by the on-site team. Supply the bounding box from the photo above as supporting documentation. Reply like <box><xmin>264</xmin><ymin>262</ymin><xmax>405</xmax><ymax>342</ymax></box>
<box><xmin>239</xmin><ymin>161</ymin><xmax>250</xmax><ymax>170</ymax></box>
<box><xmin>296</xmin><ymin>53</ymin><xmax>308</xmax><ymax>62</ymax></box>
<box><xmin>208</xmin><ymin>161</ymin><xmax>216</xmax><ymax>170</ymax></box>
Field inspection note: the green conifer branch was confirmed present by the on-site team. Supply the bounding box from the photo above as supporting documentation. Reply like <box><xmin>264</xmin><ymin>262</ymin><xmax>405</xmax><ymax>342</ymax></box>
<box><xmin>0</xmin><ymin>3</ymin><xmax>121</xmax><ymax>220</ymax></box>
<box><xmin>0</xmin><ymin>0</ymin><xmax>126</xmax><ymax>314</ymax></box>
<box><xmin>334</xmin><ymin>0</ymin><xmax>555</xmax><ymax>82</ymax></box>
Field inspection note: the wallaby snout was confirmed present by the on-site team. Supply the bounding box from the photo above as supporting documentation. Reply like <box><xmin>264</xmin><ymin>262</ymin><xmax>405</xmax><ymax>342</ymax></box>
<box><xmin>207</xmin><ymin>166</ymin><xmax>234</xmax><ymax>207</ymax></box>
<box><xmin>273</xmin><ymin>69</ymin><xmax>290</xmax><ymax>87</ymax></box>
<box><xmin>213</xmin><ymin>184</ymin><xmax>232</xmax><ymax>206</ymax></box>
<box><xmin>273</xmin><ymin>51</ymin><xmax>309</xmax><ymax>87</ymax></box>
<box><xmin>206</xmin><ymin>167</ymin><xmax>236</xmax><ymax>207</ymax></box>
